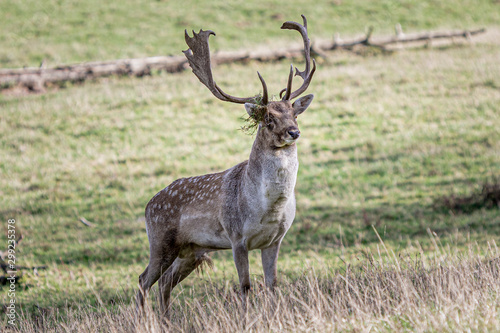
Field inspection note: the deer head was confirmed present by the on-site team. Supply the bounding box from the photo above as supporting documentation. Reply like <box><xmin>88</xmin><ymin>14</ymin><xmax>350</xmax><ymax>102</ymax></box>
<box><xmin>243</xmin><ymin>96</ymin><xmax>313</xmax><ymax>148</ymax></box>
<box><xmin>183</xmin><ymin>15</ymin><xmax>316</xmax><ymax>148</ymax></box>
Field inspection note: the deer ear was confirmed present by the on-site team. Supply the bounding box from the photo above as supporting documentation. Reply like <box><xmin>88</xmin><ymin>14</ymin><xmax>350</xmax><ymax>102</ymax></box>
<box><xmin>245</xmin><ymin>103</ymin><xmax>259</xmax><ymax>118</ymax></box>
<box><xmin>292</xmin><ymin>94</ymin><xmax>314</xmax><ymax>116</ymax></box>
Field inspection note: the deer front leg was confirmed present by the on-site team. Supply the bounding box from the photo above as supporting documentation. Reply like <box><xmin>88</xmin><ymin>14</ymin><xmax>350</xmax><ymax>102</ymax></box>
<box><xmin>232</xmin><ymin>241</ymin><xmax>251</xmax><ymax>303</ymax></box>
<box><xmin>261</xmin><ymin>242</ymin><xmax>281</xmax><ymax>290</ymax></box>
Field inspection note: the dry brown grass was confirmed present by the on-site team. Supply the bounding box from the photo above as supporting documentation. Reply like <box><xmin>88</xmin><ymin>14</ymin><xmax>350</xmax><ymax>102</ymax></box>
<box><xmin>11</xmin><ymin>238</ymin><xmax>500</xmax><ymax>333</ymax></box>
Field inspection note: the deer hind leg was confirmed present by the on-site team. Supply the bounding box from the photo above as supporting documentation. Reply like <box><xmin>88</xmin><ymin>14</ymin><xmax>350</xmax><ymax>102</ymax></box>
<box><xmin>136</xmin><ymin>241</ymin><xmax>180</xmax><ymax>312</ymax></box>
<box><xmin>157</xmin><ymin>252</ymin><xmax>200</xmax><ymax>318</ymax></box>
<box><xmin>136</xmin><ymin>260</ymin><xmax>161</xmax><ymax>310</ymax></box>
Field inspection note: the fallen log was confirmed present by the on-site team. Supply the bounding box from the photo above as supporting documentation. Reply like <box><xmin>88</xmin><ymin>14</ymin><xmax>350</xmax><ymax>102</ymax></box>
<box><xmin>0</xmin><ymin>56</ymin><xmax>188</xmax><ymax>92</ymax></box>
<box><xmin>317</xmin><ymin>26</ymin><xmax>486</xmax><ymax>51</ymax></box>
<box><xmin>0</xmin><ymin>27</ymin><xmax>486</xmax><ymax>92</ymax></box>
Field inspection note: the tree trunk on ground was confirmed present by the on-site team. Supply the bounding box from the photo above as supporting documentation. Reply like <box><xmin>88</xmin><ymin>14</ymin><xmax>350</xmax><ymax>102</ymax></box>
<box><xmin>0</xmin><ymin>28</ymin><xmax>485</xmax><ymax>92</ymax></box>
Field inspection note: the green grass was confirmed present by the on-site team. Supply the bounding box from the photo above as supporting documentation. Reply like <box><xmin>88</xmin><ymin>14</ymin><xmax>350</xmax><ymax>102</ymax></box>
<box><xmin>1</xmin><ymin>0</ymin><xmax>500</xmax><ymax>330</ymax></box>
<box><xmin>1</xmin><ymin>0</ymin><xmax>499</xmax><ymax>68</ymax></box>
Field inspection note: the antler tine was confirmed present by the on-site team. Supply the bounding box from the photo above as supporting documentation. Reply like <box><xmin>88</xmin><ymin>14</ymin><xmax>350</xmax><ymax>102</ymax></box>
<box><xmin>280</xmin><ymin>64</ymin><xmax>294</xmax><ymax>100</ymax></box>
<box><xmin>280</xmin><ymin>14</ymin><xmax>316</xmax><ymax>101</ymax></box>
<box><xmin>257</xmin><ymin>72</ymin><xmax>269</xmax><ymax>105</ymax></box>
<box><xmin>184</xmin><ymin>29</ymin><xmax>265</xmax><ymax>105</ymax></box>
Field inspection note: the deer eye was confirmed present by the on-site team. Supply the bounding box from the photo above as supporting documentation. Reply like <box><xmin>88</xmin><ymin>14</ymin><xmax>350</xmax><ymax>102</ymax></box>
<box><xmin>264</xmin><ymin>115</ymin><xmax>275</xmax><ymax>129</ymax></box>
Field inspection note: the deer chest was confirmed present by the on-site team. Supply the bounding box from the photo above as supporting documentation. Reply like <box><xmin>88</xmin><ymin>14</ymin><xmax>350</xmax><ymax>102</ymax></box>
<box><xmin>245</xmin><ymin>194</ymin><xmax>295</xmax><ymax>250</ymax></box>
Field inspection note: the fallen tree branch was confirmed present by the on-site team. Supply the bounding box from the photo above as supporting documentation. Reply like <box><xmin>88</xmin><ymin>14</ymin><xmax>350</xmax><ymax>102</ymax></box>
<box><xmin>317</xmin><ymin>26</ymin><xmax>486</xmax><ymax>51</ymax></box>
<box><xmin>374</xmin><ymin>27</ymin><xmax>485</xmax><ymax>46</ymax></box>
<box><xmin>79</xmin><ymin>217</ymin><xmax>94</xmax><ymax>227</ymax></box>
<box><xmin>0</xmin><ymin>56</ymin><xmax>188</xmax><ymax>92</ymax></box>
<box><xmin>0</xmin><ymin>26</ymin><xmax>486</xmax><ymax>92</ymax></box>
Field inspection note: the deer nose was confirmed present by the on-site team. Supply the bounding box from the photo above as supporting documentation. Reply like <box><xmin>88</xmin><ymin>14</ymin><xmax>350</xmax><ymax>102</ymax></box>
<box><xmin>288</xmin><ymin>129</ymin><xmax>300</xmax><ymax>140</ymax></box>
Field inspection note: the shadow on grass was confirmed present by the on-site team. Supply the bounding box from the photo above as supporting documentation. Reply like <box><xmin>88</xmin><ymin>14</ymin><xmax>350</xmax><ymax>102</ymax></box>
<box><xmin>292</xmin><ymin>183</ymin><xmax>500</xmax><ymax>249</ymax></box>
<box><xmin>433</xmin><ymin>180</ymin><xmax>500</xmax><ymax>214</ymax></box>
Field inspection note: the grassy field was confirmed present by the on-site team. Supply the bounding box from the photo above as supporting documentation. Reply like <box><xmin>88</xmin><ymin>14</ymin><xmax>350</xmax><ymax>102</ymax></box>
<box><xmin>1</xmin><ymin>0</ymin><xmax>500</xmax><ymax>331</ymax></box>
<box><xmin>2</xmin><ymin>0</ymin><xmax>499</xmax><ymax>68</ymax></box>
<box><xmin>14</xmin><ymin>242</ymin><xmax>500</xmax><ymax>332</ymax></box>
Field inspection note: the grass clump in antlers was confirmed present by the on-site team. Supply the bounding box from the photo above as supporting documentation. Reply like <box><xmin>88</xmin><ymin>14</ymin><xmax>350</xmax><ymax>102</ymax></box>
<box><xmin>239</xmin><ymin>94</ymin><xmax>269</xmax><ymax>135</ymax></box>
<box><xmin>240</xmin><ymin>108</ymin><xmax>266</xmax><ymax>135</ymax></box>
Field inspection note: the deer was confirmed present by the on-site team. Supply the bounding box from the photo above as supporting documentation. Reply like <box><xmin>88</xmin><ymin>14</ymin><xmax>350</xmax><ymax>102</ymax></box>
<box><xmin>137</xmin><ymin>15</ymin><xmax>316</xmax><ymax>316</ymax></box>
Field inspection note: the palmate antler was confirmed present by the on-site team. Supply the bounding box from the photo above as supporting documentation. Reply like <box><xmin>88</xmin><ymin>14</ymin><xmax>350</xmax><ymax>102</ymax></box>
<box><xmin>183</xmin><ymin>30</ymin><xmax>268</xmax><ymax>105</ymax></box>
<box><xmin>183</xmin><ymin>15</ymin><xmax>315</xmax><ymax>106</ymax></box>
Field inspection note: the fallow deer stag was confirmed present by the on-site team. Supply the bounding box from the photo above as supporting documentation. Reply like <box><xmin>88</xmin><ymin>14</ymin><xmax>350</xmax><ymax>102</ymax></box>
<box><xmin>137</xmin><ymin>15</ymin><xmax>316</xmax><ymax>316</ymax></box>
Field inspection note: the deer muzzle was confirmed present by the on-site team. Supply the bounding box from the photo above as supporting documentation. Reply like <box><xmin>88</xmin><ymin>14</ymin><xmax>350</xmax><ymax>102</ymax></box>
<box><xmin>287</xmin><ymin>128</ymin><xmax>301</xmax><ymax>140</ymax></box>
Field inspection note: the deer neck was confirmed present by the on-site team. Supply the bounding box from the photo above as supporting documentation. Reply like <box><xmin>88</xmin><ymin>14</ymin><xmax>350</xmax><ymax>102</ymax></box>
<box><xmin>244</xmin><ymin>128</ymin><xmax>299</xmax><ymax>201</ymax></box>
